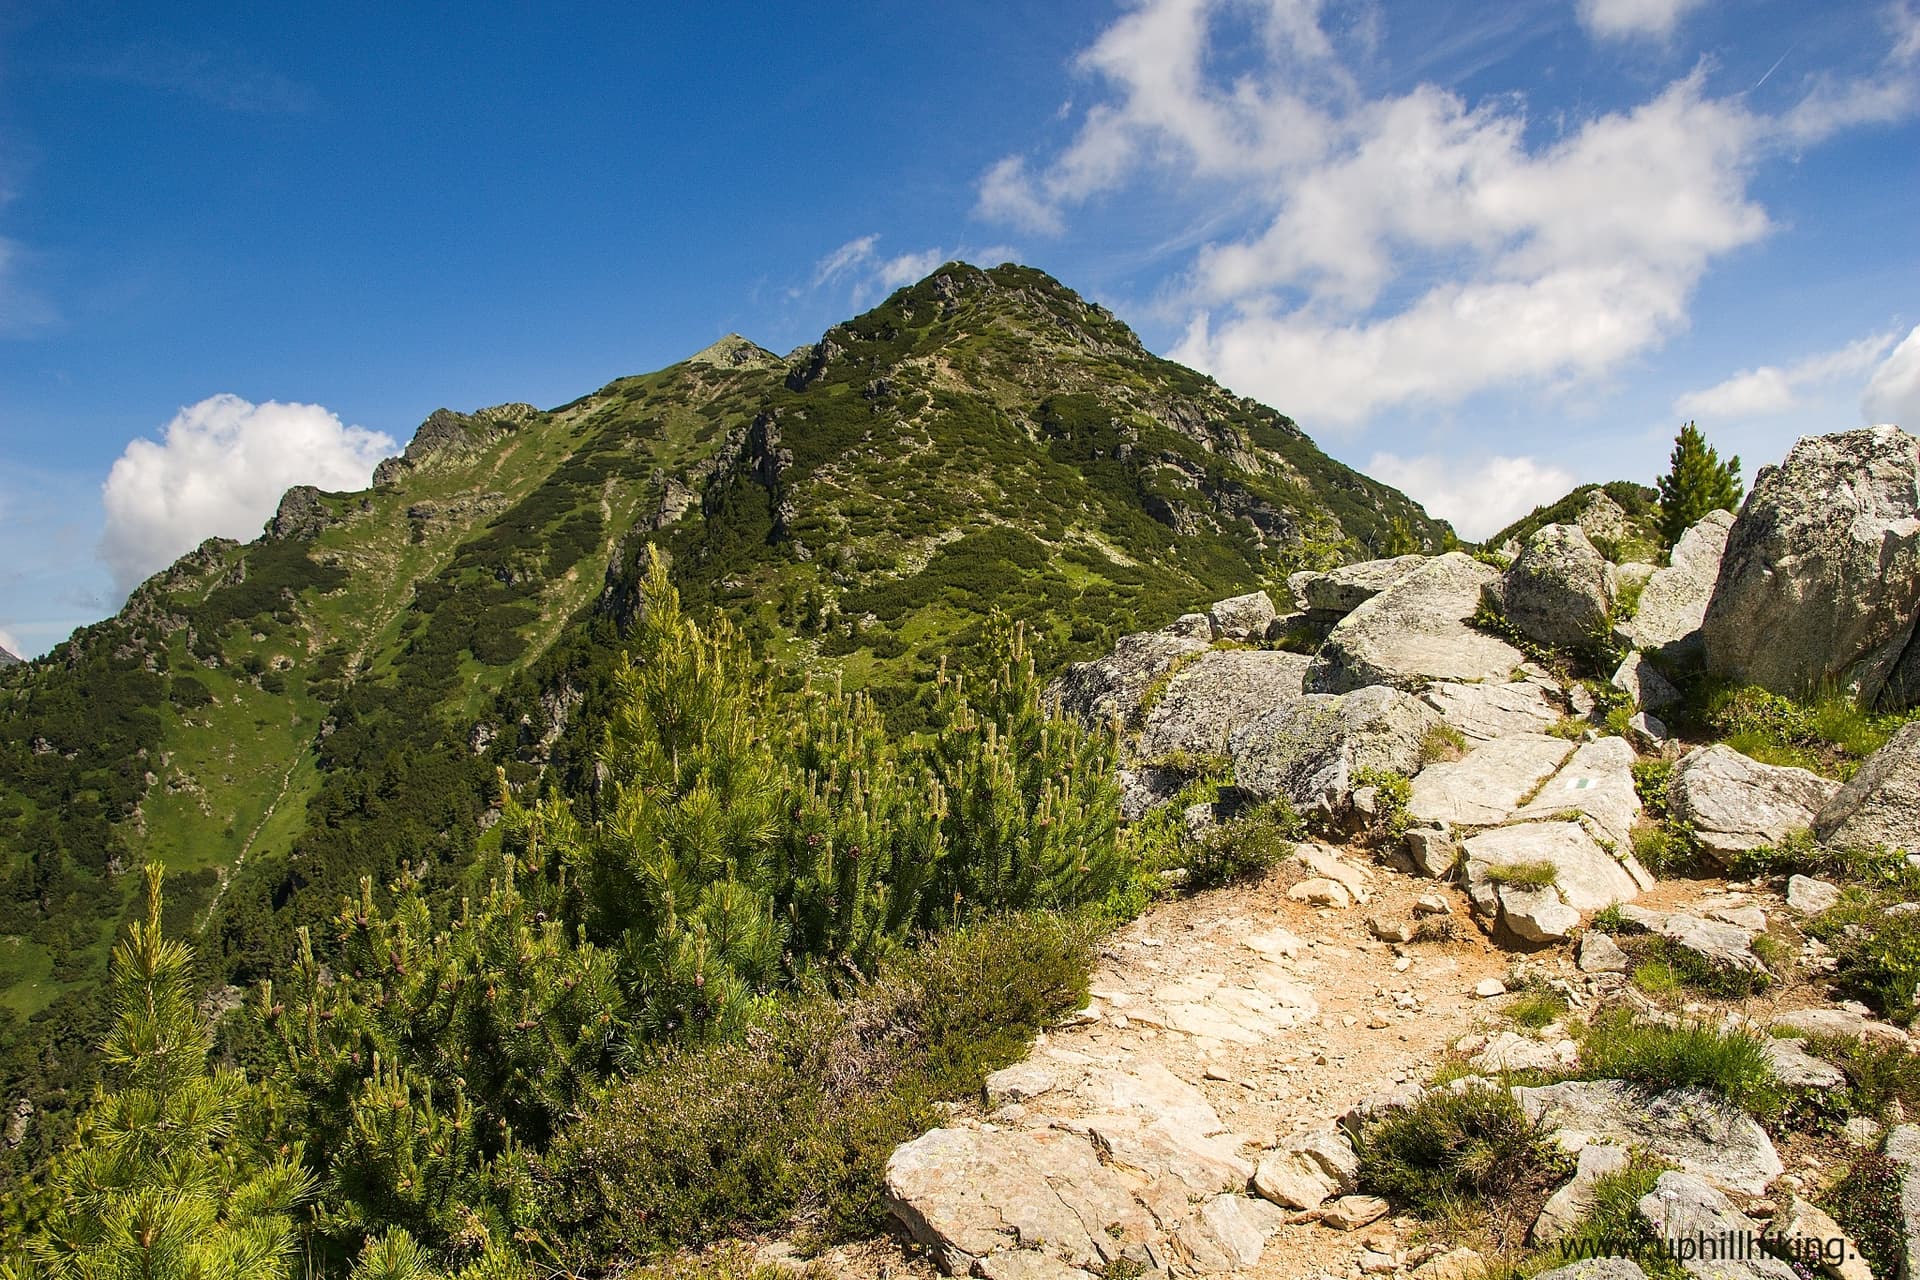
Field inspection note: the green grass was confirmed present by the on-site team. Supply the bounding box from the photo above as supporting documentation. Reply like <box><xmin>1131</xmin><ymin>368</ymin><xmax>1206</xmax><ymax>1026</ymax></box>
<box><xmin>1688</xmin><ymin>682</ymin><xmax>1917</xmax><ymax>781</ymax></box>
<box><xmin>1507</xmin><ymin>988</ymin><xmax>1568</xmax><ymax>1030</ymax></box>
<box><xmin>1571</xmin><ymin>1010</ymin><xmax>1781</xmax><ymax>1119</ymax></box>
<box><xmin>1630</xmin><ymin>957</ymin><xmax>1685</xmax><ymax>997</ymax></box>
<box><xmin>1827</xmin><ymin>1151</ymin><xmax>1907</xmax><ymax>1280</ymax></box>
<box><xmin>1485</xmin><ymin>861</ymin><xmax>1559</xmax><ymax>890</ymax></box>
<box><xmin>1806</xmin><ymin>887</ymin><xmax>1920</xmax><ymax>1025</ymax></box>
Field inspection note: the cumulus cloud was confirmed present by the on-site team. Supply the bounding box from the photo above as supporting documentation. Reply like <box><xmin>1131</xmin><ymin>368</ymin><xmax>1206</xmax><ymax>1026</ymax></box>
<box><xmin>99</xmin><ymin>395</ymin><xmax>395</xmax><ymax>595</ymax></box>
<box><xmin>1365</xmin><ymin>452</ymin><xmax>1577</xmax><ymax>541</ymax></box>
<box><xmin>1575</xmin><ymin>0</ymin><xmax>1702</xmax><ymax>42</ymax></box>
<box><xmin>975</xmin><ymin>0</ymin><xmax>1916</xmax><ymax>432</ymax></box>
<box><xmin>1864</xmin><ymin>324</ymin><xmax>1920</xmax><ymax>427</ymax></box>
<box><xmin>1674</xmin><ymin>330</ymin><xmax>1900</xmax><ymax>419</ymax></box>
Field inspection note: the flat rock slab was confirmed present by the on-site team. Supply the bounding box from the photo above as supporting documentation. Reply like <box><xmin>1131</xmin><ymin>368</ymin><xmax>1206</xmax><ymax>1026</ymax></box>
<box><xmin>884</xmin><ymin>1126</ymin><xmax>1154</xmax><ymax>1275</ymax></box>
<box><xmin>1616</xmin><ymin>905</ymin><xmax>1767</xmax><ymax>976</ymax></box>
<box><xmin>1138</xmin><ymin>649</ymin><xmax>1312</xmax><ymax>759</ymax></box>
<box><xmin>1771</xmin><ymin>1006</ymin><xmax>1910</xmax><ymax>1046</ymax></box>
<box><xmin>1307</xmin><ymin>553</ymin><xmax>1527</xmax><ymax>693</ymax></box>
<box><xmin>1410</xmin><ymin>734</ymin><xmax>1575</xmax><ymax>828</ymax></box>
<box><xmin>1511</xmin><ymin>735</ymin><xmax>1644</xmax><ymax>846</ymax></box>
<box><xmin>1513</xmin><ymin>1080</ymin><xmax>1784</xmax><ymax>1195</ymax></box>
<box><xmin>1636</xmin><ymin>1170</ymin><xmax>1797</xmax><ymax>1280</ymax></box>
<box><xmin>1668</xmin><ymin>745</ymin><xmax>1841</xmax><ymax>862</ymax></box>
<box><xmin>1463</xmin><ymin>821</ymin><xmax>1643</xmax><ymax>912</ymax></box>
<box><xmin>1420</xmin><ymin>680</ymin><xmax>1564</xmax><ymax>742</ymax></box>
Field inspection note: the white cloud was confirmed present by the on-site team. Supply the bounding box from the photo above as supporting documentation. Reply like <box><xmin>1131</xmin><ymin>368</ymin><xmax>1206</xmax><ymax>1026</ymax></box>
<box><xmin>1365</xmin><ymin>451</ymin><xmax>1577</xmax><ymax>541</ymax></box>
<box><xmin>1674</xmin><ymin>330</ymin><xmax>1900</xmax><ymax>419</ymax></box>
<box><xmin>0</xmin><ymin>626</ymin><xmax>20</xmax><ymax>658</ymax></box>
<box><xmin>99</xmin><ymin>394</ymin><xmax>395</xmax><ymax>596</ymax></box>
<box><xmin>976</xmin><ymin>1</ymin><xmax>1916</xmax><ymax>434</ymax></box>
<box><xmin>812</xmin><ymin>234</ymin><xmax>880</xmax><ymax>286</ymax></box>
<box><xmin>1864</xmin><ymin>324</ymin><xmax>1920</xmax><ymax>427</ymax></box>
<box><xmin>875</xmin><ymin>248</ymin><xmax>947</xmax><ymax>290</ymax></box>
<box><xmin>1574</xmin><ymin>0</ymin><xmax>1703</xmax><ymax>42</ymax></box>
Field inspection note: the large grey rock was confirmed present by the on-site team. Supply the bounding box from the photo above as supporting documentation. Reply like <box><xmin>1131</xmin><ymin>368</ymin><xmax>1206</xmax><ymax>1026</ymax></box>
<box><xmin>884</xmin><ymin>1126</ymin><xmax>1154</xmax><ymax>1274</ymax></box>
<box><xmin>1771</xmin><ymin>1006</ymin><xmax>1910</xmax><ymax>1046</ymax></box>
<box><xmin>1760</xmin><ymin>1038</ymin><xmax>1846</xmax><ymax>1090</ymax></box>
<box><xmin>1667</xmin><ymin>745</ymin><xmax>1841</xmax><ymax>862</ymax></box>
<box><xmin>1046</xmin><ymin>614</ymin><xmax>1213</xmax><ymax>728</ymax></box>
<box><xmin>1464</xmin><ymin>821</ymin><xmax>1645</xmax><ymax>912</ymax></box>
<box><xmin>1616</xmin><ymin>509</ymin><xmax>1734</xmax><ymax>657</ymax></box>
<box><xmin>1611</xmin><ymin>652</ymin><xmax>1679</xmax><ymax>711</ymax></box>
<box><xmin>1291</xmin><ymin>556</ymin><xmax>1427</xmax><ymax>617</ymax></box>
<box><xmin>1420</xmin><ymin>680</ymin><xmax>1563</xmax><ymax>742</ymax></box>
<box><xmin>1533</xmin><ymin>1263</ymin><xmax>1646</xmax><ymax>1280</ymax></box>
<box><xmin>1512</xmin><ymin>1079</ymin><xmax>1784</xmax><ymax>1194</ymax></box>
<box><xmin>1635</xmin><ymin>1171</ymin><xmax>1796</xmax><ymax>1280</ymax></box>
<box><xmin>1228</xmin><ymin>685</ymin><xmax>1440</xmax><ymax>824</ymax></box>
<box><xmin>1511</xmin><ymin>736</ymin><xmax>1644</xmax><ymax>846</ymax></box>
<box><xmin>1703</xmin><ymin>426</ymin><xmax>1920</xmax><ymax>709</ymax></box>
<box><xmin>1207</xmin><ymin>591</ymin><xmax>1278</xmax><ymax>642</ymax></box>
<box><xmin>1816</xmin><ymin>721</ymin><xmax>1920</xmax><ymax>855</ymax></box>
<box><xmin>1486</xmin><ymin>524</ymin><xmax>1617</xmax><ymax>652</ymax></box>
<box><xmin>1307</xmin><ymin>554</ymin><xmax>1527</xmax><ymax>693</ymax></box>
<box><xmin>1118</xmin><ymin>764</ymin><xmax>1186</xmax><ymax>821</ymax></box>
<box><xmin>1252</xmin><ymin>1129</ymin><xmax>1358</xmax><ymax>1211</ymax></box>
<box><xmin>1410</xmin><ymin>734</ymin><xmax>1575</xmax><ymax>828</ymax></box>
<box><xmin>1615</xmin><ymin>905</ymin><xmax>1768</xmax><ymax>978</ymax></box>
<box><xmin>1137</xmin><ymin>650</ymin><xmax>1313</xmax><ymax>760</ymax></box>
<box><xmin>1533</xmin><ymin>1142</ymin><xmax>1630</xmax><ymax>1245</ymax></box>
<box><xmin>1772</xmin><ymin>1193</ymin><xmax>1872</xmax><ymax>1280</ymax></box>
<box><xmin>1785</xmin><ymin>874</ymin><xmax>1842</xmax><ymax>915</ymax></box>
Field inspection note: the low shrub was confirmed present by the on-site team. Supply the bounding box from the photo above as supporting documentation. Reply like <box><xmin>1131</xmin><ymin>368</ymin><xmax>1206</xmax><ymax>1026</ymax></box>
<box><xmin>534</xmin><ymin>912</ymin><xmax>1096</xmax><ymax>1267</ymax></box>
<box><xmin>1187</xmin><ymin>798</ymin><xmax>1304</xmax><ymax>890</ymax></box>
<box><xmin>1571</xmin><ymin>1010</ymin><xmax>1781</xmax><ymax>1120</ymax></box>
<box><xmin>1806</xmin><ymin>890</ymin><xmax>1920</xmax><ymax>1025</ymax></box>
<box><xmin>1353</xmin><ymin>1082</ymin><xmax>1569</xmax><ymax>1245</ymax></box>
<box><xmin>1803</xmin><ymin>1035</ymin><xmax>1920</xmax><ymax>1122</ymax></box>
<box><xmin>1352</xmin><ymin>767</ymin><xmax>1414</xmax><ymax>841</ymax></box>
<box><xmin>1826</xmin><ymin>1151</ymin><xmax>1906</xmax><ymax>1280</ymax></box>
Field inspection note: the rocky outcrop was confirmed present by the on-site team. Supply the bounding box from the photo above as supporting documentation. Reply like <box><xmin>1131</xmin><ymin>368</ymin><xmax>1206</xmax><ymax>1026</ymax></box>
<box><xmin>1463</xmin><ymin>821</ymin><xmax>1645</xmax><ymax>942</ymax></box>
<box><xmin>1703</xmin><ymin>426</ymin><xmax>1920</xmax><ymax>709</ymax></box>
<box><xmin>1610</xmin><ymin>652</ymin><xmax>1678</xmax><ymax>712</ymax></box>
<box><xmin>1288</xmin><ymin>556</ymin><xmax>1426</xmax><ymax>625</ymax></box>
<box><xmin>264</xmin><ymin>485</ymin><xmax>337</xmax><ymax>540</ymax></box>
<box><xmin>1307</xmin><ymin>554</ymin><xmax>1526</xmax><ymax>693</ymax></box>
<box><xmin>1408</xmin><ymin>735</ymin><xmax>1574</xmax><ymax>828</ymax></box>
<box><xmin>1666</xmin><ymin>745</ymin><xmax>1841</xmax><ymax>863</ymax></box>
<box><xmin>1207</xmin><ymin>591</ymin><xmax>1278</xmax><ymax>642</ymax></box>
<box><xmin>1635</xmin><ymin>1171</ymin><xmax>1797</xmax><ymax>1280</ymax></box>
<box><xmin>1229</xmin><ymin>686</ymin><xmax>1440</xmax><ymax>823</ymax></box>
<box><xmin>1511</xmin><ymin>1080</ymin><xmax>1784</xmax><ymax>1194</ymax></box>
<box><xmin>372</xmin><ymin>402</ymin><xmax>534</xmax><ymax>486</ymax></box>
<box><xmin>1510</xmin><ymin>735</ymin><xmax>1643</xmax><ymax>845</ymax></box>
<box><xmin>1047</xmin><ymin>615</ymin><xmax>1214</xmax><ymax>728</ymax></box>
<box><xmin>1419</xmin><ymin>680</ymin><xmax>1562</xmax><ymax>742</ymax></box>
<box><xmin>1814</xmin><ymin>720</ymin><xmax>1920</xmax><ymax>854</ymax></box>
<box><xmin>1485</xmin><ymin>524</ymin><xmax>1615</xmax><ymax>652</ymax></box>
<box><xmin>1615</xmin><ymin>509</ymin><xmax>1733</xmax><ymax>657</ymax></box>
<box><xmin>1137</xmin><ymin>649</ymin><xmax>1312</xmax><ymax>759</ymax></box>
<box><xmin>1614</xmin><ymin>904</ymin><xmax>1769</xmax><ymax>978</ymax></box>
<box><xmin>0</xmin><ymin>645</ymin><xmax>20</xmax><ymax>669</ymax></box>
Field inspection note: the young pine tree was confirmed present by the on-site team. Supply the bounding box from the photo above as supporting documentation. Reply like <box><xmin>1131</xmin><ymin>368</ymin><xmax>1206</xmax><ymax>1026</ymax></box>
<box><xmin>1656</xmin><ymin>421</ymin><xmax>1742</xmax><ymax>546</ymax></box>
<box><xmin>4</xmin><ymin>866</ymin><xmax>314</xmax><ymax>1280</ymax></box>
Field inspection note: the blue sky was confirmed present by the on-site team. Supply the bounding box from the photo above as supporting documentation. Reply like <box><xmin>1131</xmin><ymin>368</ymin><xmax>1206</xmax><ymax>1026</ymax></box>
<box><xmin>2</xmin><ymin>0</ymin><xmax>1916</xmax><ymax>656</ymax></box>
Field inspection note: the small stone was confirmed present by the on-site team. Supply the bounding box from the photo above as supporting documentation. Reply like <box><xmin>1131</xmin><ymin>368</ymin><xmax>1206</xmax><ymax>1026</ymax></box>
<box><xmin>1291</xmin><ymin>878</ymin><xmax>1354</xmax><ymax>909</ymax></box>
<box><xmin>1413</xmin><ymin>894</ymin><xmax>1450</xmax><ymax>916</ymax></box>
<box><xmin>1578</xmin><ymin>932</ymin><xmax>1629</xmax><ymax>974</ymax></box>
<box><xmin>1410</xmin><ymin>1247</ymin><xmax>1485</xmax><ymax>1280</ymax></box>
<box><xmin>1369</xmin><ymin>915</ymin><xmax>1415</xmax><ymax>944</ymax></box>
<box><xmin>1474</xmin><ymin>977</ymin><xmax>1507</xmax><ymax>999</ymax></box>
<box><xmin>1359</xmin><ymin>1249</ymin><xmax>1399</xmax><ymax>1274</ymax></box>
<box><xmin>1627</xmin><ymin>711</ymin><xmax>1669</xmax><ymax>748</ymax></box>
<box><xmin>1320</xmin><ymin>1194</ymin><xmax>1391</xmax><ymax>1230</ymax></box>
<box><xmin>1404</xmin><ymin>826</ymin><xmax>1457</xmax><ymax>878</ymax></box>
<box><xmin>1368</xmin><ymin>1011</ymin><xmax>1393</xmax><ymax>1029</ymax></box>
<box><xmin>1786</xmin><ymin>874</ymin><xmax>1842</xmax><ymax>915</ymax></box>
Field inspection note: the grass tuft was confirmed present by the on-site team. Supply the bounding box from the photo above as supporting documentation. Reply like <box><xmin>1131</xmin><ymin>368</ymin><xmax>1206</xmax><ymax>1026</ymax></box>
<box><xmin>1571</xmin><ymin>1009</ymin><xmax>1781</xmax><ymax>1120</ymax></box>
<box><xmin>1485</xmin><ymin>861</ymin><xmax>1559</xmax><ymax>890</ymax></box>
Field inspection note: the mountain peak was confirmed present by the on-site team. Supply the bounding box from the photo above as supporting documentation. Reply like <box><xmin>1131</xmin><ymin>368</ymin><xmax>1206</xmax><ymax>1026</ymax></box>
<box><xmin>0</xmin><ymin>644</ymin><xmax>20</xmax><ymax>667</ymax></box>
<box><xmin>687</xmin><ymin>333</ymin><xmax>781</xmax><ymax>371</ymax></box>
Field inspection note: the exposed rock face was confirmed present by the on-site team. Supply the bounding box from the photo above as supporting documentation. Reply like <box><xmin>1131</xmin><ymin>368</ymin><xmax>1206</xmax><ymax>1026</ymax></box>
<box><xmin>1229</xmin><ymin>686</ymin><xmax>1441</xmax><ymax>823</ymax></box>
<box><xmin>1408</xmin><ymin>734</ymin><xmax>1575</xmax><ymax>828</ymax></box>
<box><xmin>1511</xmin><ymin>1080</ymin><xmax>1784</xmax><ymax>1194</ymax></box>
<box><xmin>1463</xmin><ymin>822</ymin><xmax>1644</xmax><ymax>941</ymax></box>
<box><xmin>1533</xmin><ymin>1142</ymin><xmax>1630</xmax><ymax>1245</ymax></box>
<box><xmin>1046</xmin><ymin>614</ymin><xmax>1213</xmax><ymax>728</ymax></box>
<box><xmin>1207</xmin><ymin>590</ymin><xmax>1278</xmax><ymax>642</ymax></box>
<box><xmin>1771</xmin><ymin>1006</ymin><xmax>1910</xmax><ymax>1046</ymax></box>
<box><xmin>1307</xmin><ymin>554</ymin><xmax>1527</xmax><ymax>693</ymax></box>
<box><xmin>1611</xmin><ymin>652</ymin><xmax>1678</xmax><ymax>711</ymax></box>
<box><xmin>1138</xmin><ymin>650</ymin><xmax>1312</xmax><ymax>759</ymax></box>
<box><xmin>1486</xmin><ymin>524</ymin><xmax>1616</xmax><ymax>652</ymax></box>
<box><xmin>0</xmin><ymin>645</ymin><xmax>20</xmax><ymax>669</ymax></box>
<box><xmin>1814</xmin><ymin>721</ymin><xmax>1920</xmax><ymax>854</ymax></box>
<box><xmin>1511</xmin><ymin>735</ymin><xmax>1643</xmax><ymax>845</ymax></box>
<box><xmin>1666</xmin><ymin>745</ymin><xmax>1842</xmax><ymax>862</ymax></box>
<box><xmin>1577</xmin><ymin>489</ymin><xmax>1633</xmax><ymax>545</ymax></box>
<box><xmin>1615</xmin><ymin>905</ymin><xmax>1769</xmax><ymax>978</ymax></box>
<box><xmin>265</xmin><ymin>485</ymin><xmax>336</xmax><ymax>540</ymax></box>
<box><xmin>1252</xmin><ymin>1129</ymin><xmax>1358</xmax><ymax>1211</ymax></box>
<box><xmin>1635</xmin><ymin>1171</ymin><xmax>1797</xmax><ymax>1280</ymax></box>
<box><xmin>1419</xmin><ymin>681</ymin><xmax>1562</xmax><ymax>742</ymax></box>
<box><xmin>1290</xmin><ymin>556</ymin><xmax>1427</xmax><ymax>621</ymax></box>
<box><xmin>1615</xmin><ymin>509</ymin><xmax>1733</xmax><ymax>657</ymax></box>
<box><xmin>1703</xmin><ymin>426</ymin><xmax>1920</xmax><ymax>709</ymax></box>
<box><xmin>372</xmin><ymin>402</ymin><xmax>533</xmax><ymax>486</ymax></box>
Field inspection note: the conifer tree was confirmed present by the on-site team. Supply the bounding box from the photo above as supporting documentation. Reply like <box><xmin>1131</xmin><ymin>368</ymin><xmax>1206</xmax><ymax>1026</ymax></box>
<box><xmin>5</xmin><ymin>866</ymin><xmax>313</xmax><ymax>1280</ymax></box>
<box><xmin>1656</xmin><ymin>421</ymin><xmax>1742</xmax><ymax>545</ymax></box>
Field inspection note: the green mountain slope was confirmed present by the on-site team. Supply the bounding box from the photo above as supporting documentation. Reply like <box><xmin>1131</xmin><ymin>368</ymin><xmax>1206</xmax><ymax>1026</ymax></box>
<box><xmin>0</xmin><ymin>261</ymin><xmax>1449</xmax><ymax>1174</ymax></box>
